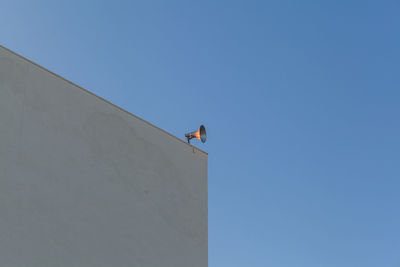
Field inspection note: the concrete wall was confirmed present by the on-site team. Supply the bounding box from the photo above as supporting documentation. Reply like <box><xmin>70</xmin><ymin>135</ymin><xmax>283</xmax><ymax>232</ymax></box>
<box><xmin>0</xmin><ymin>46</ymin><xmax>207</xmax><ymax>267</ymax></box>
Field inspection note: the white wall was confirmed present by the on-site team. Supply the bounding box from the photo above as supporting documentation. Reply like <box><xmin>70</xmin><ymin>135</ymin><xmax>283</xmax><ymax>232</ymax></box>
<box><xmin>0</xmin><ymin>46</ymin><xmax>207</xmax><ymax>267</ymax></box>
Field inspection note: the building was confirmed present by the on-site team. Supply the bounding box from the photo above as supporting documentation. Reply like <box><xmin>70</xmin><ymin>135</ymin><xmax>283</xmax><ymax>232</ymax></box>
<box><xmin>0</xmin><ymin>45</ymin><xmax>207</xmax><ymax>266</ymax></box>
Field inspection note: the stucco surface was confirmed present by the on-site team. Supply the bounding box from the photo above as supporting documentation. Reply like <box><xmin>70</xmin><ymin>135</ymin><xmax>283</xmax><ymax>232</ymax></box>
<box><xmin>0</xmin><ymin>46</ymin><xmax>207</xmax><ymax>267</ymax></box>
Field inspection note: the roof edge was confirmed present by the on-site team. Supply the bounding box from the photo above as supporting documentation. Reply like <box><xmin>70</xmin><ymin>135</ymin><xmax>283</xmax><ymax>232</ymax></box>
<box><xmin>0</xmin><ymin>45</ymin><xmax>208</xmax><ymax>155</ymax></box>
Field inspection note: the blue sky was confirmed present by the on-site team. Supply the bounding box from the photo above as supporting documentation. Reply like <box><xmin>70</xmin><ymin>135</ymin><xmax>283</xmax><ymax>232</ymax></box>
<box><xmin>1</xmin><ymin>1</ymin><xmax>400</xmax><ymax>266</ymax></box>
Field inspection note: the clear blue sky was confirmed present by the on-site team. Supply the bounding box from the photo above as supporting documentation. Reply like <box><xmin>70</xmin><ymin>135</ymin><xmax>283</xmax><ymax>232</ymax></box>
<box><xmin>1</xmin><ymin>1</ymin><xmax>400</xmax><ymax>266</ymax></box>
